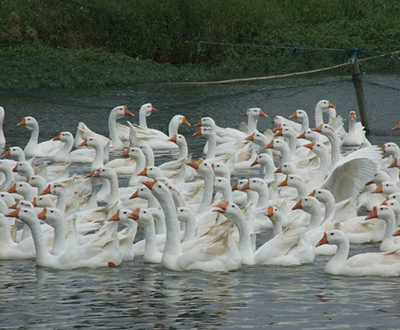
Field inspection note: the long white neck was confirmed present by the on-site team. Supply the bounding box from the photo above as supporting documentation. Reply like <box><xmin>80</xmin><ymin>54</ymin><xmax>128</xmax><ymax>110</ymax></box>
<box><xmin>0</xmin><ymin>167</ymin><xmax>14</xmax><ymax>190</ymax></box>
<box><xmin>321</xmin><ymin>197</ymin><xmax>335</xmax><ymax>225</ymax></box>
<box><xmin>56</xmin><ymin>139</ymin><xmax>74</xmax><ymax>161</ymax></box>
<box><xmin>326</xmin><ymin>239</ymin><xmax>349</xmax><ymax>270</ymax></box>
<box><xmin>197</xmin><ymin>171</ymin><xmax>214</xmax><ymax>215</ymax></box>
<box><xmin>0</xmin><ymin>217</ymin><xmax>12</xmax><ymax>243</ymax></box>
<box><xmin>272</xmin><ymin>216</ymin><xmax>282</xmax><ymax>236</ymax></box>
<box><xmin>182</xmin><ymin>216</ymin><xmax>196</xmax><ymax>243</ymax></box>
<box><xmin>139</xmin><ymin>110</ymin><xmax>148</xmax><ymax>129</ymax></box>
<box><xmin>21</xmin><ymin>188</ymin><xmax>35</xmax><ymax>202</ymax></box>
<box><xmin>314</xmin><ymin>149</ymin><xmax>330</xmax><ymax>183</ymax></box>
<box><xmin>168</xmin><ymin>118</ymin><xmax>180</xmax><ymax>137</ymax></box>
<box><xmin>247</xmin><ymin>116</ymin><xmax>258</xmax><ymax>134</ymax></box>
<box><xmin>307</xmin><ymin>206</ymin><xmax>323</xmax><ymax>228</ymax></box>
<box><xmin>206</xmin><ymin>134</ymin><xmax>216</xmax><ymax>160</ymax></box>
<box><xmin>278</xmin><ymin>142</ymin><xmax>292</xmax><ymax>163</ymax></box>
<box><xmin>156</xmin><ymin>190</ymin><xmax>182</xmax><ymax>266</ymax></box>
<box><xmin>107</xmin><ymin>173</ymin><xmax>120</xmax><ymax>206</ymax></box>
<box><xmin>25</xmin><ymin>124</ymin><xmax>39</xmax><ymax>157</ymax></box>
<box><xmin>25</xmin><ymin>217</ymin><xmax>56</xmax><ymax>266</ymax></box>
<box><xmin>143</xmin><ymin>150</ymin><xmax>155</xmax><ymax>167</ymax></box>
<box><xmin>315</xmin><ymin>106</ymin><xmax>325</xmax><ymax>127</ymax></box>
<box><xmin>382</xmin><ymin>214</ymin><xmax>396</xmax><ymax>247</ymax></box>
<box><xmin>143</xmin><ymin>219</ymin><xmax>159</xmax><ymax>259</ymax></box>
<box><xmin>148</xmin><ymin>208</ymin><xmax>165</xmax><ymax>234</ymax></box>
<box><xmin>301</xmin><ymin>117</ymin><xmax>309</xmax><ymax>133</ymax></box>
<box><xmin>348</xmin><ymin>120</ymin><xmax>356</xmax><ymax>134</ymax></box>
<box><xmin>108</xmin><ymin>111</ymin><xmax>123</xmax><ymax>149</ymax></box>
<box><xmin>218</xmin><ymin>185</ymin><xmax>233</xmax><ymax>202</ymax></box>
<box><xmin>292</xmin><ymin>182</ymin><xmax>308</xmax><ymax>198</ymax></box>
<box><xmin>285</xmin><ymin>134</ymin><xmax>297</xmax><ymax>155</ymax></box>
<box><xmin>254</xmin><ymin>185</ymin><xmax>270</xmax><ymax>208</ymax></box>
<box><xmin>91</xmin><ymin>144</ymin><xmax>104</xmax><ymax>171</ymax></box>
<box><xmin>178</xmin><ymin>142</ymin><xmax>188</xmax><ymax>159</ymax></box>
<box><xmin>56</xmin><ymin>191</ymin><xmax>68</xmax><ymax>213</ymax></box>
<box><xmin>51</xmin><ymin>221</ymin><xmax>66</xmax><ymax>255</ymax></box>
<box><xmin>326</xmin><ymin>133</ymin><xmax>341</xmax><ymax>169</ymax></box>
<box><xmin>232</xmin><ymin>212</ymin><xmax>254</xmax><ymax>264</ymax></box>
<box><xmin>0</xmin><ymin>111</ymin><xmax>5</xmax><ymax>144</ymax></box>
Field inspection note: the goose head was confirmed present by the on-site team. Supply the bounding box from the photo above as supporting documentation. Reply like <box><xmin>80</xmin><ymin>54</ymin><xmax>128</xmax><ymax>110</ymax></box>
<box><xmin>312</xmin><ymin>123</ymin><xmax>337</xmax><ymax>139</ymax></box>
<box><xmin>8</xmin><ymin>182</ymin><xmax>36</xmax><ymax>198</ymax></box>
<box><xmin>138</xmin><ymin>144</ymin><xmax>154</xmax><ymax>160</ymax></box>
<box><xmin>292</xmin><ymin>196</ymin><xmax>320</xmax><ymax>213</ymax></box>
<box><xmin>277</xmin><ymin>162</ymin><xmax>297</xmax><ymax>175</ymax></box>
<box><xmin>278</xmin><ymin>174</ymin><xmax>305</xmax><ymax>190</ymax></box>
<box><xmin>195</xmin><ymin>117</ymin><xmax>216</xmax><ymax>128</ymax></box>
<box><xmin>214</xmin><ymin>177</ymin><xmax>231</xmax><ymax>194</ymax></box>
<box><xmin>367</xmin><ymin>171</ymin><xmax>391</xmax><ymax>186</ymax></box>
<box><xmin>297</xmin><ymin>128</ymin><xmax>320</xmax><ymax>142</ymax></box>
<box><xmin>109</xmin><ymin>209</ymin><xmax>136</xmax><ymax>227</ymax></box>
<box><xmin>111</xmin><ymin>105</ymin><xmax>134</xmax><ymax>118</ymax></box>
<box><xmin>303</xmin><ymin>141</ymin><xmax>329</xmax><ymax>158</ymax></box>
<box><xmin>53</xmin><ymin>131</ymin><xmax>74</xmax><ymax>144</ymax></box>
<box><xmin>0</xmin><ymin>192</ymin><xmax>16</xmax><ymax>207</ymax></box>
<box><xmin>37</xmin><ymin>207</ymin><xmax>63</xmax><ymax>228</ymax></box>
<box><xmin>316</xmin><ymin>230</ymin><xmax>346</xmax><ymax>247</ymax></box>
<box><xmin>91</xmin><ymin>167</ymin><xmax>118</xmax><ymax>181</ymax></box>
<box><xmin>372</xmin><ymin>181</ymin><xmax>398</xmax><ymax>195</ymax></box>
<box><xmin>138</xmin><ymin>166</ymin><xmax>163</xmax><ymax>179</ymax></box>
<box><xmin>139</xmin><ymin>103</ymin><xmax>157</xmax><ymax>117</ymax></box>
<box><xmin>32</xmin><ymin>195</ymin><xmax>56</xmax><ymax>208</ymax></box>
<box><xmin>271</xmin><ymin>115</ymin><xmax>285</xmax><ymax>126</ymax></box>
<box><xmin>171</xmin><ymin>115</ymin><xmax>191</xmax><ymax>128</ymax></box>
<box><xmin>265</xmin><ymin>138</ymin><xmax>288</xmax><ymax>152</ymax></box>
<box><xmin>13</xmin><ymin>161</ymin><xmax>34</xmax><ymax>177</ymax></box>
<box><xmin>386</xmin><ymin>193</ymin><xmax>400</xmax><ymax>202</ymax></box>
<box><xmin>126</xmin><ymin>207</ymin><xmax>153</xmax><ymax>228</ymax></box>
<box><xmin>7</xmin><ymin>205</ymin><xmax>38</xmax><ymax>226</ymax></box>
<box><xmin>17</xmin><ymin>116</ymin><xmax>38</xmax><ymax>131</ymax></box>
<box><xmin>244</xmin><ymin>108</ymin><xmax>268</xmax><ymax>119</ymax></box>
<box><xmin>176</xmin><ymin>207</ymin><xmax>195</xmax><ymax>224</ymax></box>
<box><xmin>213</xmin><ymin>162</ymin><xmax>231</xmax><ymax>178</ymax></box>
<box><xmin>265</xmin><ymin>205</ymin><xmax>280</xmax><ymax>222</ymax></box>
<box><xmin>310</xmin><ymin>189</ymin><xmax>335</xmax><ymax>204</ymax></box>
<box><xmin>1</xmin><ymin>146</ymin><xmax>25</xmax><ymax>160</ymax></box>
<box><xmin>213</xmin><ymin>201</ymin><xmax>242</xmax><ymax>223</ymax></box>
<box><xmin>168</xmin><ymin>134</ymin><xmax>187</xmax><ymax>147</ymax></box>
<box><xmin>289</xmin><ymin>109</ymin><xmax>308</xmax><ymax>122</ymax></box>
<box><xmin>240</xmin><ymin>177</ymin><xmax>267</xmax><ymax>192</ymax></box>
<box><xmin>121</xmin><ymin>146</ymin><xmax>144</xmax><ymax>160</ymax></box>
<box><xmin>251</xmin><ymin>153</ymin><xmax>274</xmax><ymax>167</ymax></box>
<box><xmin>275</xmin><ymin>127</ymin><xmax>297</xmax><ymax>139</ymax></box>
<box><xmin>381</xmin><ymin>142</ymin><xmax>399</xmax><ymax>156</ymax></box>
<box><xmin>27</xmin><ymin>175</ymin><xmax>48</xmax><ymax>193</ymax></box>
<box><xmin>232</xmin><ymin>179</ymin><xmax>248</xmax><ymax>191</ymax></box>
<box><xmin>365</xmin><ymin>205</ymin><xmax>395</xmax><ymax>222</ymax></box>
<box><xmin>129</xmin><ymin>185</ymin><xmax>153</xmax><ymax>200</ymax></box>
<box><xmin>79</xmin><ymin>136</ymin><xmax>102</xmax><ymax>148</ymax></box>
<box><xmin>142</xmin><ymin>179</ymin><xmax>171</xmax><ymax>201</ymax></box>
<box><xmin>381</xmin><ymin>199</ymin><xmax>400</xmax><ymax>218</ymax></box>
<box><xmin>245</xmin><ymin>131</ymin><xmax>268</xmax><ymax>146</ymax></box>
<box><xmin>316</xmin><ymin>100</ymin><xmax>335</xmax><ymax>113</ymax></box>
<box><xmin>193</xmin><ymin>126</ymin><xmax>214</xmax><ymax>138</ymax></box>
<box><xmin>349</xmin><ymin>111</ymin><xmax>356</xmax><ymax>122</ymax></box>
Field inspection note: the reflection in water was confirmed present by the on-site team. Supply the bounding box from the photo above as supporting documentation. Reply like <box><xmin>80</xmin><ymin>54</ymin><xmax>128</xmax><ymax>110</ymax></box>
<box><xmin>1</xmin><ymin>80</ymin><xmax>400</xmax><ymax>328</ymax></box>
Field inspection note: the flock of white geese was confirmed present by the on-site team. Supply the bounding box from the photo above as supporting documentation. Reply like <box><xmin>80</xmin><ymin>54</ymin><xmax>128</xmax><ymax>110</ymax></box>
<box><xmin>1</xmin><ymin>100</ymin><xmax>400</xmax><ymax>276</ymax></box>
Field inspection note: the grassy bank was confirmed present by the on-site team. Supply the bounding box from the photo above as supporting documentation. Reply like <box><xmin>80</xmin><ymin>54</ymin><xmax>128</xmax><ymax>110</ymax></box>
<box><xmin>1</xmin><ymin>0</ymin><xmax>400</xmax><ymax>89</ymax></box>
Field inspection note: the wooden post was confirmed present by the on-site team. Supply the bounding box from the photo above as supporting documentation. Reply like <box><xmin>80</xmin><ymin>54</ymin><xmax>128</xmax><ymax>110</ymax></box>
<box><xmin>350</xmin><ymin>56</ymin><xmax>370</xmax><ymax>135</ymax></box>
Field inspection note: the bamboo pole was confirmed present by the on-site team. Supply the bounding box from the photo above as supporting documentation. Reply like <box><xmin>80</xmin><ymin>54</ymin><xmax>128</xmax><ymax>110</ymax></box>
<box><xmin>350</xmin><ymin>56</ymin><xmax>370</xmax><ymax>135</ymax></box>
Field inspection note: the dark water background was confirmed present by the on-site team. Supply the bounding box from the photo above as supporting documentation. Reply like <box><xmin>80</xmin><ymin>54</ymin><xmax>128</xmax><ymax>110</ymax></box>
<box><xmin>1</xmin><ymin>76</ymin><xmax>400</xmax><ymax>329</ymax></box>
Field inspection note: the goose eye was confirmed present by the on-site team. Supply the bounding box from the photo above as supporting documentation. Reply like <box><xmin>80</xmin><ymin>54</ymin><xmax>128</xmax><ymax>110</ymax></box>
<box><xmin>143</xmin><ymin>211</ymin><xmax>146</xmax><ymax>214</ymax></box>
<box><xmin>24</xmin><ymin>210</ymin><xmax>27</xmax><ymax>213</ymax></box>
<box><xmin>158</xmin><ymin>185</ymin><xmax>162</xmax><ymax>188</ymax></box>
<box><xmin>232</xmin><ymin>205</ymin><xmax>235</xmax><ymax>208</ymax></box>
<box><xmin>50</xmin><ymin>211</ymin><xmax>53</xmax><ymax>213</ymax></box>
<box><xmin>381</xmin><ymin>207</ymin><xmax>384</xmax><ymax>211</ymax></box>
<box><xmin>330</xmin><ymin>232</ymin><xmax>334</xmax><ymax>236</ymax></box>
<box><xmin>140</xmin><ymin>189</ymin><xmax>143</xmax><ymax>191</ymax></box>
<box><xmin>305</xmin><ymin>198</ymin><xmax>308</xmax><ymax>201</ymax></box>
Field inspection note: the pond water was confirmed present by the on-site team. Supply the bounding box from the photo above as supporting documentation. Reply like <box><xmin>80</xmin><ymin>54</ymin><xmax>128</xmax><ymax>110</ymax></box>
<box><xmin>1</xmin><ymin>76</ymin><xmax>400</xmax><ymax>329</ymax></box>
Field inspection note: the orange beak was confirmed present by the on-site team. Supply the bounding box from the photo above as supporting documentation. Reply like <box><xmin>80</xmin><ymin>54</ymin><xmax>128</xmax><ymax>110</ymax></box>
<box><xmin>12</xmin><ymin>164</ymin><xmax>18</xmax><ymax>172</ymax></box>
<box><xmin>245</xmin><ymin>133</ymin><xmax>255</xmax><ymax>141</ymax></box>
<box><xmin>79</xmin><ymin>139</ymin><xmax>88</xmax><ymax>147</ymax></box>
<box><xmin>6</xmin><ymin>208</ymin><xmax>20</xmax><ymax>218</ymax></box>
<box><xmin>129</xmin><ymin>190</ymin><xmax>139</xmax><ymax>199</ymax></box>
<box><xmin>381</xmin><ymin>145</ymin><xmax>386</xmax><ymax>153</ymax></box>
<box><xmin>193</xmin><ymin>128</ymin><xmax>202</xmax><ymax>136</ymax></box>
<box><xmin>17</xmin><ymin>118</ymin><xmax>26</xmax><ymax>126</ymax></box>
<box><xmin>128</xmin><ymin>208</ymin><xmax>140</xmax><ymax>221</ymax></box>
<box><xmin>381</xmin><ymin>200</ymin><xmax>388</xmax><ymax>206</ymax></box>
<box><xmin>266</xmin><ymin>206</ymin><xmax>274</xmax><ymax>218</ymax></box>
<box><xmin>251</xmin><ymin>158</ymin><xmax>258</xmax><ymax>167</ymax></box>
<box><xmin>151</xmin><ymin>107</ymin><xmax>158</xmax><ymax>113</ymax></box>
<box><xmin>365</xmin><ymin>207</ymin><xmax>378</xmax><ymax>220</ymax></box>
<box><xmin>187</xmin><ymin>159</ymin><xmax>203</xmax><ymax>170</ymax></box>
<box><xmin>274</xmin><ymin>166</ymin><xmax>282</xmax><ymax>174</ymax></box>
<box><xmin>240</xmin><ymin>181</ymin><xmax>250</xmax><ymax>191</ymax></box>
<box><xmin>388</xmin><ymin>159</ymin><xmax>398</xmax><ymax>169</ymax></box>
<box><xmin>292</xmin><ymin>199</ymin><xmax>302</xmax><ymax>210</ymax></box>
<box><xmin>86</xmin><ymin>171</ymin><xmax>95</xmax><ymax>178</ymax></box>
<box><xmin>7</xmin><ymin>184</ymin><xmax>17</xmax><ymax>193</ymax></box>
<box><xmin>304</xmin><ymin>142</ymin><xmax>316</xmax><ymax>150</ymax></box>
<box><xmin>349</xmin><ymin>111</ymin><xmax>356</xmax><ymax>121</ymax></box>
<box><xmin>52</xmin><ymin>133</ymin><xmax>61</xmax><ymax>141</ymax></box>
<box><xmin>32</xmin><ymin>197</ymin><xmax>38</xmax><ymax>207</ymax></box>
<box><xmin>297</xmin><ymin>131</ymin><xmax>306</xmax><ymax>139</ymax></box>
<box><xmin>289</xmin><ymin>111</ymin><xmax>298</xmax><ymax>119</ymax></box>
<box><xmin>366</xmin><ymin>180</ymin><xmax>375</xmax><ymax>186</ymax></box>
<box><xmin>142</xmin><ymin>179</ymin><xmax>158</xmax><ymax>190</ymax></box>
<box><xmin>211</xmin><ymin>163</ymin><xmax>215</xmax><ymax>170</ymax></box>
<box><xmin>232</xmin><ymin>182</ymin><xmax>238</xmax><ymax>191</ymax></box>
<box><xmin>309</xmin><ymin>190</ymin><xmax>316</xmax><ymax>197</ymax></box>
<box><xmin>37</xmin><ymin>208</ymin><xmax>47</xmax><ymax>220</ymax></box>
<box><xmin>271</xmin><ymin>118</ymin><xmax>275</xmax><ymax>124</ymax></box>
<box><xmin>316</xmin><ymin>233</ymin><xmax>328</xmax><ymax>247</ymax></box>
<box><xmin>168</xmin><ymin>135</ymin><xmax>178</xmax><ymax>143</ymax></box>
<box><xmin>265</xmin><ymin>141</ymin><xmax>274</xmax><ymax>149</ymax></box>
<box><xmin>312</xmin><ymin>124</ymin><xmax>323</xmax><ymax>133</ymax></box>
<box><xmin>328</xmin><ymin>102</ymin><xmax>336</xmax><ymax>109</ymax></box>
<box><xmin>372</xmin><ymin>184</ymin><xmax>383</xmax><ymax>194</ymax></box>
<box><xmin>41</xmin><ymin>184</ymin><xmax>51</xmax><ymax>195</ymax></box>
<box><xmin>259</xmin><ymin>109</ymin><xmax>268</xmax><ymax>118</ymax></box>
<box><xmin>109</xmin><ymin>210</ymin><xmax>120</xmax><ymax>221</ymax></box>
<box><xmin>272</xmin><ymin>124</ymin><xmax>282</xmax><ymax>133</ymax></box>
<box><xmin>393</xmin><ymin>228</ymin><xmax>400</xmax><ymax>236</ymax></box>
<box><xmin>195</xmin><ymin>119</ymin><xmax>202</xmax><ymax>127</ymax></box>
<box><xmin>138</xmin><ymin>168</ymin><xmax>148</xmax><ymax>176</ymax></box>
<box><xmin>1</xmin><ymin>149</ymin><xmax>11</xmax><ymax>158</ymax></box>
<box><xmin>182</xmin><ymin>117</ymin><xmax>191</xmax><ymax>126</ymax></box>
<box><xmin>92</xmin><ymin>171</ymin><xmax>101</xmax><ymax>178</ymax></box>
<box><xmin>10</xmin><ymin>203</ymin><xmax>17</xmax><ymax>209</ymax></box>
<box><xmin>392</xmin><ymin>124</ymin><xmax>400</xmax><ymax>131</ymax></box>
<box><xmin>274</xmin><ymin>130</ymin><xmax>283</xmax><ymax>137</ymax></box>
<box><xmin>124</xmin><ymin>106</ymin><xmax>134</xmax><ymax>117</ymax></box>
<box><xmin>213</xmin><ymin>201</ymin><xmax>229</xmax><ymax>214</ymax></box>
<box><xmin>121</xmin><ymin>148</ymin><xmax>130</xmax><ymax>157</ymax></box>
<box><xmin>278</xmin><ymin>176</ymin><xmax>289</xmax><ymax>187</ymax></box>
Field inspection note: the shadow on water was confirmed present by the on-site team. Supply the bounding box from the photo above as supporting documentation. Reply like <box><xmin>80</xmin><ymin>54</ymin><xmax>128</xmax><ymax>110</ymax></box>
<box><xmin>1</xmin><ymin>76</ymin><xmax>400</xmax><ymax>329</ymax></box>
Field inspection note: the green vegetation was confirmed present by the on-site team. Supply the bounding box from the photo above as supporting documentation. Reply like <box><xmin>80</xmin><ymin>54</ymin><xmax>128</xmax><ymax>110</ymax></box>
<box><xmin>1</xmin><ymin>0</ymin><xmax>400</xmax><ymax>89</ymax></box>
